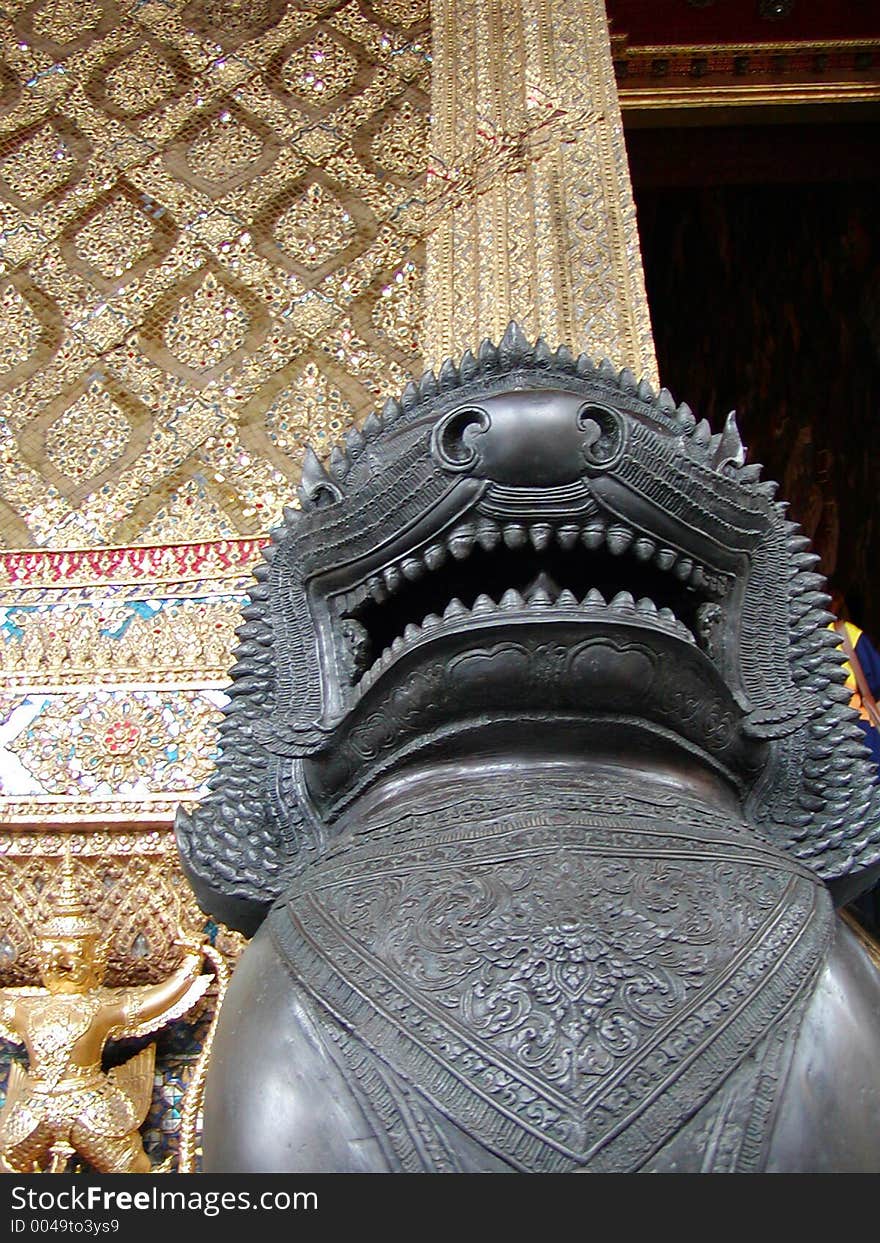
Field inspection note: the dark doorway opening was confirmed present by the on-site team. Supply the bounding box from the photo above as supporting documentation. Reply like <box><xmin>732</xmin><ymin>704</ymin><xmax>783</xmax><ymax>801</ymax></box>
<box><xmin>629</xmin><ymin>121</ymin><xmax>880</xmax><ymax>636</ymax></box>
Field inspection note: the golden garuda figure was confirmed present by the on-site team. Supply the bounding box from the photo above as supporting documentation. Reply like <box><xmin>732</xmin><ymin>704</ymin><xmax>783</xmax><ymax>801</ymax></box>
<box><xmin>0</xmin><ymin>852</ymin><xmax>211</xmax><ymax>1174</ymax></box>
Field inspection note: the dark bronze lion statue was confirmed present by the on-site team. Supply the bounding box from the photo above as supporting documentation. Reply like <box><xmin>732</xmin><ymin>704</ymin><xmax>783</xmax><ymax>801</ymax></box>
<box><xmin>177</xmin><ymin>325</ymin><xmax>880</xmax><ymax>1172</ymax></box>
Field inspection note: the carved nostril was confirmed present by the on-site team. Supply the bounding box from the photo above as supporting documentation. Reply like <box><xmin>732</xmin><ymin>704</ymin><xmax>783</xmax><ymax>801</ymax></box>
<box><xmin>578</xmin><ymin>404</ymin><xmax>626</xmax><ymax>471</ymax></box>
<box><xmin>432</xmin><ymin>405</ymin><xmax>491</xmax><ymax>472</ymax></box>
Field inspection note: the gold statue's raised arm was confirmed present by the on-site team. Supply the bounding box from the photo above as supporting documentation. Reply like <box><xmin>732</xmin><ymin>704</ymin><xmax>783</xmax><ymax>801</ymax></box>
<box><xmin>0</xmin><ymin>854</ymin><xmax>211</xmax><ymax>1174</ymax></box>
<box><xmin>114</xmin><ymin>947</ymin><xmax>211</xmax><ymax>1041</ymax></box>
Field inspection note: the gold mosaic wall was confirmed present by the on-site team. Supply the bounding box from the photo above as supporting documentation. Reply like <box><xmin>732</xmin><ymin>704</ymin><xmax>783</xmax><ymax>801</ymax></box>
<box><xmin>0</xmin><ymin>0</ymin><xmax>429</xmax><ymax>550</ymax></box>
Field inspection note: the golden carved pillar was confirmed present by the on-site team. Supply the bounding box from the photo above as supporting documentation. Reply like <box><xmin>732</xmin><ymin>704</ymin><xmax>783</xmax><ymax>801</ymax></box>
<box><xmin>425</xmin><ymin>0</ymin><xmax>658</xmax><ymax>384</ymax></box>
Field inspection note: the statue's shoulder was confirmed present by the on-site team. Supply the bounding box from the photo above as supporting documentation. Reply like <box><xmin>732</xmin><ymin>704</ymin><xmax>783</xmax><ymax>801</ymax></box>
<box><xmin>0</xmin><ymin>989</ymin><xmax>39</xmax><ymax>1043</ymax></box>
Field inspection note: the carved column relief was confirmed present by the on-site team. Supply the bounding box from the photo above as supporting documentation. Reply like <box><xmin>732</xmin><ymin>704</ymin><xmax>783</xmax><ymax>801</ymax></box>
<box><xmin>425</xmin><ymin>0</ymin><xmax>658</xmax><ymax>383</ymax></box>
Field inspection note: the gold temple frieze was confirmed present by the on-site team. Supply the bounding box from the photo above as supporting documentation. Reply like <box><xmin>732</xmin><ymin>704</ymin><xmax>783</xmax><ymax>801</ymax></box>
<box><xmin>0</xmin><ymin>823</ymin><xmax>180</xmax><ymax>849</ymax></box>
<box><xmin>613</xmin><ymin>36</ymin><xmax>880</xmax><ymax>113</ymax></box>
<box><xmin>0</xmin><ymin>540</ymin><xmax>262</xmax><ymax>822</ymax></box>
<box><xmin>619</xmin><ymin>79</ymin><xmax>880</xmax><ymax>113</ymax></box>
<box><xmin>0</xmin><ymin>539</ymin><xmax>266</xmax><ymax>593</ymax></box>
<box><xmin>1</xmin><ymin>801</ymin><xmax>197</xmax><ymax>823</ymax></box>
<box><xmin>0</xmin><ymin>683</ymin><xmax>227</xmax><ymax>811</ymax></box>
<box><xmin>0</xmin><ymin>824</ymin><xmax>199</xmax><ymax>988</ymax></box>
<box><xmin>0</xmin><ymin>536</ymin><xmax>229</xmax><ymax>1002</ymax></box>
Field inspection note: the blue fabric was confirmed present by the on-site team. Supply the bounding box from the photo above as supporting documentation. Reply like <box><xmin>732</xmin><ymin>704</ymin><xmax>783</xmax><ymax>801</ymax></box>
<box><xmin>853</xmin><ymin>628</ymin><xmax>880</xmax><ymax>777</ymax></box>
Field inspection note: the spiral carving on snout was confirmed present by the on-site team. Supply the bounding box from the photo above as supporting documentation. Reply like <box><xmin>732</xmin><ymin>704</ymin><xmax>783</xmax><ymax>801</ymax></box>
<box><xmin>431</xmin><ymin>405</ymin><xmax>491</xmax><ymax>473</ymax></box>
<box><xmin>578</xmin><ymin>403</ymin><xmax>626</xmax><ymax>471</ymax></box>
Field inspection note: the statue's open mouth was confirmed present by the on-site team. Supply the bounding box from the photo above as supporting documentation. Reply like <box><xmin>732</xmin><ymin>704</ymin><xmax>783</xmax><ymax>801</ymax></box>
<box><xmin>301</xmin><ymin>492</ymin><xmax>761</xmax><ymax>825</ymax></box>
<box><xmin>329</xmin><ymin>509</ymin><xmax>731</xmax><ymax>698</ymax></box>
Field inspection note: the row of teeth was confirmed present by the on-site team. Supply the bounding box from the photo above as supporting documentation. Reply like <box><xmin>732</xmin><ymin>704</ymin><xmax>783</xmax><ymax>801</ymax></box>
<box><xmin>337</xmin><ymin>519</ymin><xmax>726</xmax><ymax>612</ymax></box>
<box><xmin>357</xmin><ymin>588</ymin><xmax>695</xmax><ymax>690</ymax></box>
